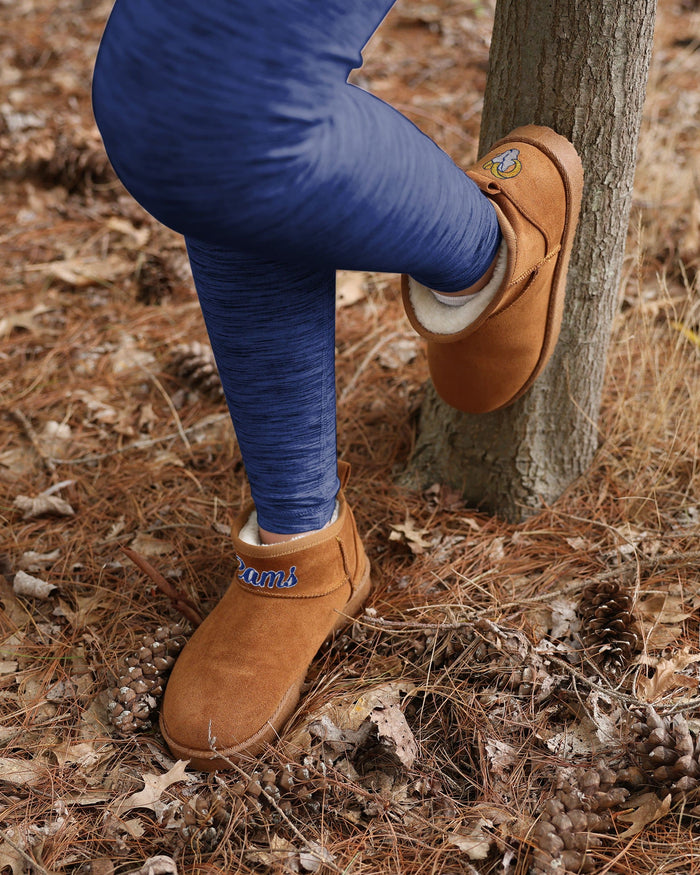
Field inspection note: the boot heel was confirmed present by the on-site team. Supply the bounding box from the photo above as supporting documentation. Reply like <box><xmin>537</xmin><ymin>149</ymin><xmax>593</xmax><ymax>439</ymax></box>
<box><xmin>331</xmin><ymin>558</ymin><xmax>372</xmax><ymax>634</ymax></box>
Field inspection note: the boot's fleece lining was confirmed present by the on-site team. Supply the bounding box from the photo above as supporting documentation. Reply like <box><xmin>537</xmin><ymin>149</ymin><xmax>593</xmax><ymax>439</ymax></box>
<box><xmin>408</xmin><ymin>240</ymin><xmax>508</xmax><ymax>335</ymax></box>
<box><xmin>240</xmin><ymin>503</ymin><xmax>340</xmax><ymax>547</ymax></box>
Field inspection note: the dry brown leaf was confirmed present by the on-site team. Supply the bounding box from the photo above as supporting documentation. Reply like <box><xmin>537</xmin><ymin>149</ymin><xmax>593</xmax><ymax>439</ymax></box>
<box><xmin>336</xmin><ymin>270</ymin><xmax>367</xmax><ymax>308</ymax></box>
<box><xmin>16</xmin><ymin>675</ymin><xmax>55</xmax><ymax>724</ymax></box>
<box><xmin>637</xmin><ymin>650</ymin><xmax>700</xmax><ymax>702</ymax></box>
<box><xmin>106</xmin><ymin>216</ymin><xmax>151</xmax><ymax>248</ymax></box>
<box><xmin>45</xmin><ymin>678</ymin><xmax>78</xmax><ymax>702</ymax></box>
<box><xmin>0</xmin><ymin>841</ymin><xmax>25</xmax><ymax>875</ymax></box>
<box><xmin>485</xmin><ymin>739</ymin><xmax>518</xmax><ymax>777</ymax></box>
<box><xmin>637</xmin><ymin>592</ymin><xmax>692</xmax><ymax>625</ymax></box>
<box><xmin>71</xmin><ymin>388</ymin><xmax>120</xmax><ymax>424</ymax></box>
<box><xmin>307</xmin><ymin>714</ymin><xmax>372</xmax><ymax>752</ymax></box>
<box><xmin>153</xmin><ymin>450</ymin><xmax>185</xmax><ymax>469</ymax></box>
<box><xmin>53</xmin><ymin>594</ymin><xmax>104</xmax><ymax>629</ymax></box>
<box><xmin>487</xmin><ymin>536</ymin><xmax>506</xmax><ymax>562</ymax></box>
<box><xmin>59</xmin><ymin>790</ymin><xmax>112</xmax><ymax>807</ymax></box>
<box><xmin>51</xmin><ymin>740</ymin><xmax>109</xmax><ymax>769</ymax></box>
<box><xmin>588</xmin><ymin>690</ymin><xmax>623</xmax><ymax>744</ymax></box>
<box><xmin>0</xmin><ymin>660</ymin><xmax>18</xmax><ymax>676</ymax></box>
<box><xmin>302</xmin><ymin>680</ymin><xmax>417</xmax><ymax>756</ymax></box>
<box><xmin>0</xmin><ymin>756</ymin><xmax>48</xmax><ymax>787</ymax></box>
<box><xmin>344</xmin><ymin>680</ymin><xmax>418</xmax><ymax>731</ymax></box>
<box><xmin>389</xmin><ymin>516</ymin><xmax>432</xmax><ymax>554</ymax></box>
<box><xmin>377</xmin><ymin>336</ymin><xmax>418</xmax><ymax>369</ymax></box>
<box><xmin>13</xmin><ymin>493</ymin><xmax>75</xmax><ymax>520</ymax></box>
<box><xmin>448</xmin><ymin>819</ymin><xmax>494</xmax><ymax>861</ymax></box>
<box><xmin>526</xmin><ymin>605</ymin><xmax>552</xmax><ymax>641</ymax></box>
<box><xmin>635</xmin><ymin>589</ymin><xmax>690</xmax><ymax>650</ymax></box>
<box><xmin>0</xmin><ymin>446</ymin><xmax>37</xmax><ymax>478</ymax></box>
<box><xmin>638</xmin><ymin>621</ymin><xmax>684</xmax><ymax>652</ymax></box>
<box><xmin>565</xmin><ymin>536</ymin><xmax>588</xmax><ymax>550</ymax></box>
<box><xmin>122</xmin><ymin>818</ymin><xmax>147</xmax><ymax>839</ymax></box>
<box><xmin>543</xmin><ymin>718</ymin><xmax>600</xmax><ymax>758</ymax></box>
<box><xmin>18</xmin><ymin>549</ymin><xmax>61</xmax><ymax>572</ymax></box>
<box><xmin>369</xmin><ymin>704</ymin><xmax>418</xmax><ymax>769</ymax></box>
<box><xmin>0</xmin><ymin>583</ymin><xmax>31</xmax><ymax>629</ymax></box>
<box><xmin>110</xmin><ymin>337</ymin><xmax>156</xmax><ymax>374</ymax></box>
<box><xmin>617</xmin><ymin>791</ymin><xmax>672</xmax><ymax>838</ymax></box>
<box><xmin>80</xmin><ymin>699</ymin><xmax>111</xmax><ymax>740</ymax></box>
<box><xmin>0</xmin><ymin>303</ymin><xmax>53</xmax><ymax>337</ymax></box>
<box><xmin>548</xmin><ymin>596</ymin><xmax>579</xmax><ymax>639</ymax></box>
<box><xmin>123</xmin><ymin>856</ymin><xmax>178</xmax><ymax>875</ymax></box>
<box><xmin>299</xmin><ymin>843</ymin><xmax>335</xmax><ymax>873</ymax></box>
<box><xmin>13</xmin><ymin>570</ymin><xmax>57</xmax><ymax>599</ymax></box>
<box><xmin>38</xmin><ymin>421</ymin><xmax>72</xmax><ymax>457</ymax></box>
<box><xmin>460</xmin><ymin>515</ymin><xmax>482</xmax><ymax>532</ymax></box>
<box><xmin>113</xmin><ymin>760</ymin><xmax>191</xmax><ymax>816</ymax></box>
<box><xmin>247</xmin><ymin>835</ymin><xmax>298</xmax><ymax>871</ymax></box>
<box><xmin>137</xmin><ymin>401</ymin><xmax>158</xmax><ymax>432</ymax></box>
<box><xmin>36</xmin><ymin>253</ymin><xmax>133</xmax><ymax>287</ymax></box>
<box><xmin>130</xmin><ymin>532</ymin><xmax>176</xmax><ymax>558</ymax></box>
<box><xmin>84</xmin><ymin>861</ymin><xmax>114</xmax><ymax>875</ymax></box>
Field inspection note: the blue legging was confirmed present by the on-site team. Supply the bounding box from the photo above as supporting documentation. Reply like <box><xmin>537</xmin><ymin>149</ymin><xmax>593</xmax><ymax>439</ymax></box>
<box><xmin>92</xmin><ymin>0</ymin><xmax>501</xmax><ymax>533</ymax></box>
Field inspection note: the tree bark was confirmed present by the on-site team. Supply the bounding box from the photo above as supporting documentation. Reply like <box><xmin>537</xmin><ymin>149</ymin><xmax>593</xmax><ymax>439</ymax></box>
<box><xmin>407</xmin><ymin>0</ymin><xmax>657</xmax><ymax>521</ymax></box>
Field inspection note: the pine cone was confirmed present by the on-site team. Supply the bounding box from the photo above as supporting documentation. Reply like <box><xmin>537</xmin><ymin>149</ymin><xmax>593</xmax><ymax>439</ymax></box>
<box><xmin>349</xmin><ymin>620</ymin><xmax>548</xmax><ymax>699</ymax></box>
<box><xmin>178</xmin><ymin>759</ymin><xmax>335</xmax><ymax>847</ymax></box>
<box><xmin>531</xmin><ymin>764</ymin><xmax>630</xmax><ymax>874</ymax></box>
<box><xmin>169</xmin><ymin>341</ymin><xmax>224</xmax><ymax>400</ymax></box>
<box><xmin>414</xmin><ymin>626</ymin><xmax>476</xmax><ymax>671</ymax></box>
<box><xmin>30</xmin><ymin>129</ymin><xmax>113</xmax><ymax>193</ymax></box>
<box><xmin>578</xmin><ymin>580</ymin><xmax>639</xmax><ymax>675</ymax></box>
<box><xmin>137</xmin><ymin>254</ymin><xmax>172</xmax><ymax>305</ymax></box>
<box><xmin>107</xmin><ymin>623</ymin><xmax>187</xmax><ymax>734</ymax></box>
<box><xmin>181</xmin><ymin>788</ymin><xmax>237</xmax><ymax>851</ymax></box>
<box><xmin>631</xmin><ymin>706</ymin><xmax>700</xmax><ymax>808</ymax></box>
<box><xmin>469</xmin><ymin>624</ymin><xmax>550</xmax><ymax>699</ymax></box>
<box><xmin>230</xmin><ymin>762</ymin><xmax>331</xmax><ymax>816</ymax></box>
<box><xmin>326</xmin><ymin>623</ymin><xmax>474</xmax><ymax>674</ymax></box>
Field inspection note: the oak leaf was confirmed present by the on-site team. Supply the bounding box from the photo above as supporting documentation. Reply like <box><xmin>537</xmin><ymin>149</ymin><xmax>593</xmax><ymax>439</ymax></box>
<box><xmin>13</xmin><ymin>570</ymin><xmax>57</xmax><ymax>599</ymax></box>
<box><xmin>389</xmin><ymin>516</ymin><xmax>432</xmax><ymax>554</ymax></box>
<box><xmin>617</xmin><ymin>792</ymin><xmax>671</xmax><ymax>838</ymax></box>
<box><xmin>13</xmin><ymin>494</ymin><xmax>74</xmax><ymax>520</ymax></box>
<box><xmin>113</xmin><ymin>760</ymin><xmax>191</xmax><ymax>816</ymax></box>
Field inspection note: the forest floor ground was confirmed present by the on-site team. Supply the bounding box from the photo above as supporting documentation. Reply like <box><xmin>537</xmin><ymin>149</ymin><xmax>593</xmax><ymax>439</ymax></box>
<box><xmin>1</xmin><ymin>1</ymin><xmax>700</xmax><ymax>873</ymax></box>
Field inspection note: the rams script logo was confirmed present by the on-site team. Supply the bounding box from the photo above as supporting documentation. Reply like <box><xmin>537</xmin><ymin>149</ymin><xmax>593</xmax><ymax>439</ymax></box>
<box><xmin>236</xmin><ymin>556</ymin><xmax>298</xmax><ymax>589</ymax></box>
<box><xmin>483</xmin><ymin>148</ymin><xmax>522</xmax><ymax>179</ymax></box>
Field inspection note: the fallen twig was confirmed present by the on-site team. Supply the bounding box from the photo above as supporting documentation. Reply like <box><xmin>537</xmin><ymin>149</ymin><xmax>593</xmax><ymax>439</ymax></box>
<box><xmin>208</xmin><ymin>736</ymin><xmax>343</xmax><ymax>875</ymax></box>
<box><xmin>7</xmin><ymin>407</ymin><xmax>57</xmax><ymax>475</ymax></box>
<box><xmin>0</xmin><ymin>826</ymin><xmax>52</xmax><ymax>875</ymax></box>
<box><xmin>121</xmin><ymin>545</ymin><xmax>204</xmax><ymax>627</ymax></box>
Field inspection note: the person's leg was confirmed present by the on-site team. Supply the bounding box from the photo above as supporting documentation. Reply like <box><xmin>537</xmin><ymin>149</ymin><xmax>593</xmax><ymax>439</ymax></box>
<box><xmin>91</xmin><ymin>0</ymin><xmax>502</xmax><ymax>538</ymax></box>
<box><xmin>91</xmin><ymin>0</ymin><xmax>582</xmax><ymax>767</ymax></box>
<box><xmin>92</xmin><ymin>0</ymin><xmax>501</xmax><ymax>294</ymax></box>
<box><xmin>184</xmin><ymin>240</ymin><xmax>338</xmax><ymax>537</ymax></box>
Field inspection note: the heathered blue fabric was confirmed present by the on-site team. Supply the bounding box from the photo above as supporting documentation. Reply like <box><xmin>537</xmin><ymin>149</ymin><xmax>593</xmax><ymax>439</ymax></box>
<box><xmin>92</xmin><ymin>0</ymin><xmax>501</xmax><ymax>532</ymax></box>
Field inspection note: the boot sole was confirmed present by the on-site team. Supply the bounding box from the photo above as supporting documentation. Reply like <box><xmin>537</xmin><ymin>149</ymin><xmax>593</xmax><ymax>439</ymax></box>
<box><xmin>159</xmin><ymin>557</ymin><xmax>372</xmax><ymax>770</ymax></box>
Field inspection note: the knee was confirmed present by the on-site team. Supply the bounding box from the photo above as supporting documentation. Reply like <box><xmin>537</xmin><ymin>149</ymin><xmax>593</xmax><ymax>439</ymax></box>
<box><xmin>93</xmin><ymin>43</ymin><xmax>335</xmax><ymax>249</ymax></box>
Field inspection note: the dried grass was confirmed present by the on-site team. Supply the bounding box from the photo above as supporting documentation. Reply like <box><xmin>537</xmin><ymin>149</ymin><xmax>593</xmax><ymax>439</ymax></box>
<box><xmin>1</xmin><ymin>0</ymin><xmax>700</xmax><ymax>873</ymax></box>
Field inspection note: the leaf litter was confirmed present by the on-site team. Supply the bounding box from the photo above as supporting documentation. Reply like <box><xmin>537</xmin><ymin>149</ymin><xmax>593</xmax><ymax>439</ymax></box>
<box><xmin>1</xmin><ymin>1</ymin><xmax>700</xmax><ymax>874</ymax></box>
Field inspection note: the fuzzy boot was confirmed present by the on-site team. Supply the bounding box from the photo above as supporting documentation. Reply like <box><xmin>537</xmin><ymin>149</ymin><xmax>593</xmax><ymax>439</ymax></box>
<box><xmin>402</xmin><ymin>125</ymin><xmax>584</xmax><ymax>414</ymax></box>
<box><xmin>160</xmin><ymin>461</ymin><xmax>371</xmax><ymax>770</ymax></box>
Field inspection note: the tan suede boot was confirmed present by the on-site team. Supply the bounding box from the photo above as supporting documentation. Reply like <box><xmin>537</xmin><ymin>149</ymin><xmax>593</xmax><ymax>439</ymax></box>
<box><xmin>159</xmin><ymin>462</ymin><xmax>370</xmax><ymax>770</ymax></box>
<box><xmin>402</xmin><ymin>125</ymin><xmax>584</xmax><ymax>414</ymax></box>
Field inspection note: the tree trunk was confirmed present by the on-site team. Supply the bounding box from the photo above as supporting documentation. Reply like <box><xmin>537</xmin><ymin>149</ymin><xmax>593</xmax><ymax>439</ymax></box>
<box><xmin>406</xmin><ymin>0</ymin><xmax>657</xmax><ymax>521</ymax></box>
